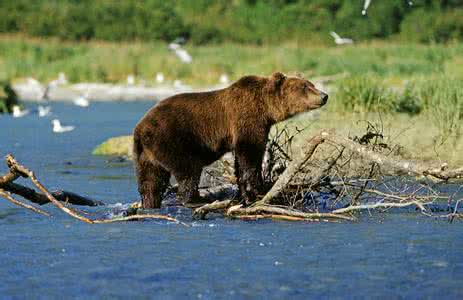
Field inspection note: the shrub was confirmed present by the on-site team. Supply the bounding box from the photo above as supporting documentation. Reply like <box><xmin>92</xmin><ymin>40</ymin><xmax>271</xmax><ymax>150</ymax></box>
<box><xmin>400</xmin><ymin>9</ymin><xmax>463</xmax><ymax>43</ymax></box>
<box><xmin>333</xmin><ymin>76</ymin><xmax>397</xmax><ymax>113</ymax></box>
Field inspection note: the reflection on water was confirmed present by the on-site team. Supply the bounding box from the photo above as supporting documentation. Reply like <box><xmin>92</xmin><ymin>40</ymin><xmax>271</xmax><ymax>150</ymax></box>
<box><xmin>0</xmin><ymin>102</ymin><xmax>462</xmax><ymax>298</ymax></box>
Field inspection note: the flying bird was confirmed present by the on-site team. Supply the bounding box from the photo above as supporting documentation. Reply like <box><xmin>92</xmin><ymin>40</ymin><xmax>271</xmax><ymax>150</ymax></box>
<box><xmin>52</xmin><ymin>119</ymin><xmax>75</xmax><ymax>133</ymax></box>
<box><xmin>362</xmin><ymin>0</ymin><xmax>372</xmax><ymax>15</ymax></box>
<box><xmin>330</xmin><ymin>32</ymin><xmax>354</xmax><ymax>45</ymax></box>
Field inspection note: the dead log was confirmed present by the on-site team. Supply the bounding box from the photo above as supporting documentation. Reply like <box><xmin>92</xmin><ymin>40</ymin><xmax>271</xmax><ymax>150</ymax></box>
<box><xmin>226</xmin><ymin>204</ymin><xmax>355</xmax><ymax>221</ymax></box>
<box><xmin>255</xmin><ymin>133</ymin><xmax>326</xmax><ymax>205</ymax></box>
<box><xmin>0</xmin><ymin>154</ymin><xmax>186</xmax><ymax>225</ymax></box>
<box><xmin>321</xmin><ymin>131</ymin><xmax>463</xmax><ymax>181</ymax></box>
<box><xmin>0</xmin><ymin>155</ymin><xmax>104</xmax><ymax>206</ymax></box>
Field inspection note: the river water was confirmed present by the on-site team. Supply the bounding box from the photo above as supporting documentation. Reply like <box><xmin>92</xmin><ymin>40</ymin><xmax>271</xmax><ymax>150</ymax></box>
<box><xmin>0</xmin><ymin>102</ymin><xmax>462</xmax><ymax>299</ymax></box>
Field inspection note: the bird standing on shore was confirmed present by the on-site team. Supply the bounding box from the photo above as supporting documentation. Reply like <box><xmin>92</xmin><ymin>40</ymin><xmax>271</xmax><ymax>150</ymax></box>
<box><xmin>168</xmin><ymin>43</ymin><xmax>192</xmax><ymax>64</ymax></box>
<box><xmin>219</xmin><ymin>74</ymin><xmax>229</xmax><ymax>85</ymax></box>
<box><xmin>127</xmin><ymin>75</ymin><xmax>135</xmax><ymax>86</ymax></box>
<box><xmin>156</xmin><ymin>72</ymin><xmax>165</xmax><ymax>84</ymax></box>
<box><xmin>330</xmin><ymin>32</ymin><xmax>354</xmax><ymax>45</ymax></box>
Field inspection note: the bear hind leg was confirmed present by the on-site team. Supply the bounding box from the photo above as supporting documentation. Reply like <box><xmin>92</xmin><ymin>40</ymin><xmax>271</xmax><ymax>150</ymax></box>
<box><xmin>175</xmin><ymin>170</ymin><xmax>203</xmax><ymax>206</ymax></box>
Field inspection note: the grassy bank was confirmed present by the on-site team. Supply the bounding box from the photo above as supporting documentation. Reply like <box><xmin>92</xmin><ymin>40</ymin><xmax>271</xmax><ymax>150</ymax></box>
<box><xmin>1</xmin><ymin>35</ymin><xmax>462</xmax><ymax>85</ymax></box>
<box><xmin>2</xmin><ymin>35</ymin><xmax>462</xmax><ymax>153</ymax></box>
<box><xmin>93</xmin><ymin>111</ymin><xmax>463</xmax><ymax>166</ymax></box>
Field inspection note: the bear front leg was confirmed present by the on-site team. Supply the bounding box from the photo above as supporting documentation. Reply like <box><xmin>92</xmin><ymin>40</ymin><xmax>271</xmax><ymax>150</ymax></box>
<box><xmin>135</xmin><ymin>156</ymin><xmax>170</xmax><ymax>209</ymax></box>
<box><xmin>235</xmin><ymin>143</ymin><xmax>265</xmax><ymax>206</ymax></box>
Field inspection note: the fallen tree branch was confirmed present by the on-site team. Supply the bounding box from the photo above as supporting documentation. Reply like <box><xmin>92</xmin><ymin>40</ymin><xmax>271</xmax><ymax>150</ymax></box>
<box><xmin>1</xmin><ymin>154</ymin><xmax>186</xmax><ymax>225</ymax></box>
<box><xmin>321</xmin><ymin>131</ymin><xmax>463</xmax><ymax>181</ymax></box>
<box><xmin>193</xmin><ymin>199</ymin><xmax>234</xmax><ymax>219</ymax></box>
<box><xmin>1</xmin><ymin>182</ymin><xmax>104</xmax><ymax>206</ymax></box>
<box><xmin>93</xmin><ymin>214</ymin><xmax>189</xmax><ymax>226</ymax></box>
<box><xmin>332</xmin><ymin>200</ymin><xmax>431</xmax><ymax>214</ymax></box>
<box><xmin>255</xmin><ymin>133</ymin><xmax>327</xmax><ymax>205</ymax></box>
<box><xmin>227</xmin><ymin>204</ymin><xmax>355</xmax><ymax>221</ymax></box>
<box><xmin>0</xmin><ymin>155</ymin><xmax>103</xmax><ymax>206</ymax></box>
<box><xmin>0</xmin><ymin>188</ymin><xmax>50</xmax><ymax>217</ymax></box>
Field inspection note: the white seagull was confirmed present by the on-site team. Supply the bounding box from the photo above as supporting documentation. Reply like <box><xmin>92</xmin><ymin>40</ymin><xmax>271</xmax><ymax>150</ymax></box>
<box><xmin>73</xmin><ymin>92</ymin><xmax>89</xmax><ymax>107</ymax></box>
<box><xmin>127</xmin><ymin>75</ymin><xmax>135</xmax><ymax>86</ymax></box>
<box><xmin>330</xmin><ymin>32</ymin><xmax>354</xmax><ymax>45</ymax></box>
<box><xmin>168</xmin><ymin>43</ymin><xmax>192</xmax><ymax>64</ymax></box>
<box><xmin>12</xmin><ymin>105</ymin><xmax>29</xmax><ymax>118</ymax></box>
<box><xmin>57</xmin><ymin>72</ymin><xmax>68</xmax><ymax>85</ymax></box>
<box><xmin>362</xmin><ymin>0</ymin><xmax>372</xmax><ymax>15</ymax></box>
<box><xmin>156</xmin><ymin>72</ymin><xmax>165</xmax><ymax>84</ymax></box>
<box><xmin>37</xmin><ymin>105</ymin><xmax>51</xmax><ymax>117</ymax></box>
<box><xmin>52</xmin><ymin>119</ymin><xmax>74</xmax><ymax>133</ymax></box>
<box><xmin>219</xmin><ymin>74</ymin><xmax>229</xmax><ymax>85</ymax></box>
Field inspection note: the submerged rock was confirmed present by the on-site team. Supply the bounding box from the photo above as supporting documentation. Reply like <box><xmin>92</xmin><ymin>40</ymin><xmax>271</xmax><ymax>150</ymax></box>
<box><xmin>93</xmin><ymin>135</ymin><xmax>133</xmax><ymax>157</ymax></box>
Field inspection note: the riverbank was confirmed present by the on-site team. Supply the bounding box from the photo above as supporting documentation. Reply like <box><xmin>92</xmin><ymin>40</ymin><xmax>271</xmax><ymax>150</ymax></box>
<box><xmin>93</xmin><ymin>110</ymin><xmax>463</xmax><ymax>167</ymax></box>
<box><xmin>12</xmin><ymin>80</ymin><xmax>223</xmax><ymax>102</ymax></box>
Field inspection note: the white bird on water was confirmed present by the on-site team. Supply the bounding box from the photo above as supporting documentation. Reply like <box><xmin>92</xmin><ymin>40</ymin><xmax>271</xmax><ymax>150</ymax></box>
<box><xmin>37</xmin><ymin>105</ymin><xmax>51</xmax><ymax>117</ymax></box>
<box><xmin>330</xmin><ymin>31</ymin><xmax>354</xmax><ymax>45</ymax></box>
<box><xmin>73</xmin><ymin>92</ymin><xmax>89</xmax><ymax>107</ymax></box>
<box><xmin>156</xmin><ymin>72</ymin><xmax>165</xmax><ymax>84</ymax></box>
<box><xmin>12</xmin><ymin>105</ymin><xmax>29</xmax><ymax>118</ymax></box>
<box><xmin>168</xmin><ymin>43</ymin><xmax>192</xmax><ymax>64</ymax></box>
<box><xmin>52</xmin><ymin>119</ymin><xmax>74</xmax><ymax>133</ymax></box>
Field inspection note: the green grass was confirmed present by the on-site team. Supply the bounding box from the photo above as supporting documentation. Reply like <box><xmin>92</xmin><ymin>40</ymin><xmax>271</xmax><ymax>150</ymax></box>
<box><xmin>2</xmin><ymin>35</ymin><xmax>462</xmax><ymax>155</ymax></box>
<box><xmin>1</xmin><ymin>35</ymin><xmax>463</xmax><ymax>85</ymax></box>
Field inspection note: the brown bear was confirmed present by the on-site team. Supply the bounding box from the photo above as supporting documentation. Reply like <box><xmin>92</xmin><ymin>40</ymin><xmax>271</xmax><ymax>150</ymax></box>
<box><xmin>133</xmin><ymin>72</ymin><xmax>328</xmax><ymax>209</ymax></box>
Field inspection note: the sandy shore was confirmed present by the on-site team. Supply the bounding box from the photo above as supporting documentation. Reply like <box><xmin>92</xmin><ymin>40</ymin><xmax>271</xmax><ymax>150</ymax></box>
<box><xmin>13</xmin><ymin>82</ymin><xmax>227</xmax><ymax>102</ymax></box>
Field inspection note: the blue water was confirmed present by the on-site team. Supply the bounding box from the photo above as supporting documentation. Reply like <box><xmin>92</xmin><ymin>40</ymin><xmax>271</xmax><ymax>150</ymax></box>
<box><xmin>0</xmin><ymin>102</ymin><xmax>462</xmax><ymax>299</ymax></box>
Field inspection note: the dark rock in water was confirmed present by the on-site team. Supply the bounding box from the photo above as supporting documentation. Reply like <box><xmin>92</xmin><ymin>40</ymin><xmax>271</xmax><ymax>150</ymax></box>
<box><xmin>106</xmin><ymin>156</ymin><xmax>127</xmax><ymax>163</ymax></box>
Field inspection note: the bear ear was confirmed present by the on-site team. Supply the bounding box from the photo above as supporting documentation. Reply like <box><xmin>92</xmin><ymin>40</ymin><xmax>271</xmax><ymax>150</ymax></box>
<box><xmin>270</xmin><ymin>72</ymin><xmax>286</xmax><ymax>91</ymax></box>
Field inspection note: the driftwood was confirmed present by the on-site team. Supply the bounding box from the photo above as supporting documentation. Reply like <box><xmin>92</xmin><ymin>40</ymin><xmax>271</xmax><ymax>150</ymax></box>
<box><xmin>0</xmin><ymin>154</ymin><xmax>186</xmax><ymax>225</ymax></box>
<box><xmin>2</xmin><ymin>126</ymin><xmax>462</xmax><ymax>224</ymax></box>
<box><xmin>0</xmin><ymin>155</ymin><xmax>103</xmax><ymax>206</ymax></box>
<box><xmin>195</xmin><ymin>128</ymin><xmax>463</xmax><ymax>222</ymax></box>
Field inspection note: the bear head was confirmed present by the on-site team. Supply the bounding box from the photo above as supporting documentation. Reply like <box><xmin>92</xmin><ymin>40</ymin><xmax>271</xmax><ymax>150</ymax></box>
<box><xmin>266</xmin><ymin>72</ymin><xmax>328</xmax><ymax>121</ymax></box>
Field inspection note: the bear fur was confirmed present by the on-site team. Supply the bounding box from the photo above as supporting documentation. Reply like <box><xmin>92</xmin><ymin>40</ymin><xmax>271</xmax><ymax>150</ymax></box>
<box><xmin>133</xmin><ymin>72</ymin><xmax>328</xmax><ymax>208</ymax></box>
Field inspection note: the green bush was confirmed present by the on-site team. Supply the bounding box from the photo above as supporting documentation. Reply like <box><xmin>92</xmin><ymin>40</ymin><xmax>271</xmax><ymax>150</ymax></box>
<box><xmin>400</xmin><ymin>9</ymin><xmax>463</xmax><ymax>43</ymax></box>
<box><xmin>333</xmin><ymin>76</ymin><xmax>398</xmax><ymax>113</ymax></box>
<box><xmin>408</xmin><ymin>78</ymin><xmax>463</xmax><ymax>138</ymax></box>
<box><xmin>1</xmin><ymin>0</ymin><xmax>463</xmax><ymax>44</ymax></box>
<box><xmin>0</xmin><ymin>81</ymin><xmax>19</xmax><ymax>114</ymax></box>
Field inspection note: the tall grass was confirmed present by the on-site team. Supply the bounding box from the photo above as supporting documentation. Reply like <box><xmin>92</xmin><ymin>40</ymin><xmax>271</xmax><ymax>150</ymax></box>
<box><xmin>1</xmin><ymin>35</ymin><xmax>462</xmax><ymax>85</ymax></box>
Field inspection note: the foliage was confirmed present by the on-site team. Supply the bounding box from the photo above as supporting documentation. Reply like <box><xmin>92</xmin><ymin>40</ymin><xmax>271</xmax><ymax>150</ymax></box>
<box><xmin>0</xmin><ymin>0</ymin><xmax>462</xmax><ymax>44</ymax></box>
<box><xmin>0</xmin><ymin>80</ymin><xmax>19</xmax><ymax>114</ymax></box>
<box><xmin>333</xmin><ymin>76</ymin><xmax>397</xmax><ymax>113</ymax></box>
<box><xmin>400</xmin><ymin>8</ymin><xmax>463</xmax><ymax>43</ymax></box>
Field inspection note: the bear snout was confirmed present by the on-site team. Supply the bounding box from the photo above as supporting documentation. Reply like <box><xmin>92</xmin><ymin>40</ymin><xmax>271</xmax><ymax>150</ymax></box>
<box><xmin>320</xmin><ymin>92</ymin><xmax>329</xmax><ymax>105</ymax></box>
